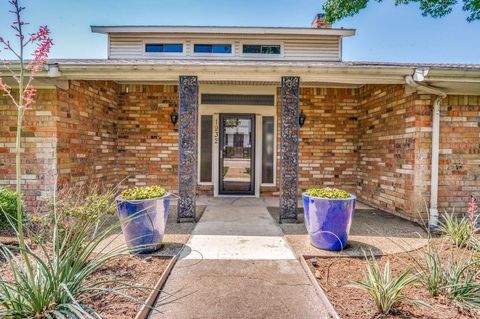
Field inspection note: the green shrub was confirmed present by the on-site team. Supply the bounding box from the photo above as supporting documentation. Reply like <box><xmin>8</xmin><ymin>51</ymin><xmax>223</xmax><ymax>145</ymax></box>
<box><xmin>0</xmin><ymin>187</ymin><xmax>22</xmax><ymax>229</ymax></box>
<box><xmin>350</xmin><ymin>255</ymin><xmax>426</xmax><ymax>314</ymax></box>
<box><xmin>438</xmin><ymin>213</ymin><xmax>475</xmax><ymax>248</ymax></box>
<box><xmin>120</xmin><ymin>185</ymin><xmax>167</xmax><ymax>200</ymax></box>
<box><xmin>417</xmin><ymin>242</ymin><xmax>480</xmax><ymax>310</ymax></box>
<box><xmin>305</xmin><ymin>187</ymin><xmax>351</xmax><ymax>199</ymax></box>
<box><xmin>32</xmin><ymin>187</ymin><xmax>115</xmax><ymax>244</ymax></box>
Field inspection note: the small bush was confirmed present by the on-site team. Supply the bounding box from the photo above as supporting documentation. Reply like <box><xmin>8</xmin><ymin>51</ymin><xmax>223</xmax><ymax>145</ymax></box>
<box><xmin>120</xmin><ymin>185</ymin><xmax>167</xmax><ymax>200</ymax></box>
<box><xmin>32</xmin><ymin>186</ymin><xmax>115</xmax><ymax>243</ymax></box>
<box><xmin>438</xmin><ymin>213</ymin><xmax>475</xmax><ymax>248</ymax></box>
<box><xmin>0</xmin><ymin>187</ymin><xmax>22</xmax><ymax>229</ymax></box>
<box><xmin>305</xmin><ymin>187</ymin><xmax>351</xmax><ymax>199</ymax></box>
<box><xmin>417</xmin><ymin>242</ymin><xmax>480</xmax><ymax>310</ymax></box>
<box><xmin>350</xmin><ymin>255</ymin><xmax>425</xmax><ymax>314</ymax></box>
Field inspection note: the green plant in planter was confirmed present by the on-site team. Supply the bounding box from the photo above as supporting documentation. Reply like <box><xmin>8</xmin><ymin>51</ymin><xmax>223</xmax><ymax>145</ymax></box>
<box><xmin>121</xmin><ymin>185</ymin><xmax>167</xmax><ymax>200</ymax></box>
<box><xmin>305</xmin><ymin>187</ymin><xmax>351</xmax><ymax>199</ymax></box>
<box><xmin>0</xmin><ymin>187</ymin><xmax>23</xmax><ymax>229</ymax></box>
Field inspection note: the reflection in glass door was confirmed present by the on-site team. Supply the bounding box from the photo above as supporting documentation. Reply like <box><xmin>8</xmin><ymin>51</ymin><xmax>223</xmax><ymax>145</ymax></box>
<box><xmin>219</xmin><ymin>114</ymin><xmax>255</xmax><ymax>195</ymax></box>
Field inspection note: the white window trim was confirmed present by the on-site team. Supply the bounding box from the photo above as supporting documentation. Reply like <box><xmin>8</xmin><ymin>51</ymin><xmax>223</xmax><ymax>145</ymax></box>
<box><xmin>191</xmin><ymin>42</ymin><xmax>234</xmax><ymax>57</ymax></box>
<box><xmin>197</xmin><ymin>85</ymin><xmax>278</xmax><ymax>197</ymax></box>
<box><xmin>142</xmin><ymin>40</ymin><xmax>187</xmax><ymax>57</ymax></box>
<box><xmin>240</xmin><ymin>41</ymin><xmax>284</xmax><ymax>58</ymax></box>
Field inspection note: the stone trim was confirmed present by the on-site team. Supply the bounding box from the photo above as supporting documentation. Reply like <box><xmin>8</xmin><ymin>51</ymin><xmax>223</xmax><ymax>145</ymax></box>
<box><xmin>177</xmin><ymin>76</ymin><xmax>198</xmax><ymax>221</ymax></box>
<box><xmin>280</xmin><ymin>76</ymin><xmax>300</xmax><ymax>222</ymax></box>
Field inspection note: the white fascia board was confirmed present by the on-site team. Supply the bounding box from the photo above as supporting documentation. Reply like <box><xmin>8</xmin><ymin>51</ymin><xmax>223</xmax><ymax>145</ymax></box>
<box><xmin>32</xmin><ymin>64</ymin><xmax>412</xmax><ymax>84</ymax></box>
<box><xmin>3</xmin><ymin>63</ymin><xmax>480</xmax><ymax>87</ymax></box>
<box><xmin>90</xmin><ymin>25</ymin><xmax>356</xmax><ymax>37</ymax></box>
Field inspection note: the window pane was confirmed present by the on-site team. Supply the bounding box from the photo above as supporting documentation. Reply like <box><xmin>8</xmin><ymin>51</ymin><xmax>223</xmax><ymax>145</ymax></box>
<box><xmin>262</xmin><ymin>116</ymin><xmax>274</xmax><ymax>184</ymax></box>
<box><xmin>200</xmin><ymin>115</ymin><xmax>213</xmax><ymax>183</ymax></box>
<box><xmin>212</xmin><ymin>44</ymin><xmax>232</xmax><ymax>53</ymax></box>
<box><xmin>145</xmin><ymin>43</ymin><xmax>183</xmax><ymax>53</ymax></box>
<box><xmin>194</xmin><ymin>44</ymin><xmax>232</xmax><ymax>54</ymax></box>
<box><xmin>145</xmin><ymin>44</ymin><xmax>164</xmax><ymax>52</ymax></box>
<box><xmin>243</xmin><ymin>44</ymin><xmax>281</xmax><ymax>54</ymax></box>
<box><xmin>163</xmin><ymin>44</ymin><xmax>183</xmax><ymax>53</ymax></box>
<box><xmin>261</xmin><ymin>45</ymin><xmax>281</xmax><ymax>54</ymax></box>
<box><xmin>243</xmin><ymin>45</ymin><xmax>261</xmax><ymax>54</ymax></box>
<box><xmin>194</xmin><ymin>44</ymin><xmax>212</xmax><ymax>53</ymax></box>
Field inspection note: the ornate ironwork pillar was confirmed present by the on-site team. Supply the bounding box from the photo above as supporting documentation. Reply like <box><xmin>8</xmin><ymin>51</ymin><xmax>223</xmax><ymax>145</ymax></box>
<box><xmin>177</xmin><ymin>76</ymin><xmax>198</xmax><ymax>221</ymax></box>
<box><xmin>279</xmin><ymin>76</ymin><xmax>300</xmax><ymax>223</ymax></box>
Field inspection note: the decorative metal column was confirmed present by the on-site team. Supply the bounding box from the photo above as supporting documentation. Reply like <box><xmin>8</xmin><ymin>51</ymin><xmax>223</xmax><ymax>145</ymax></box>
<box><xmin>177</xmin><ymin>76</ymin><xmax>198</xmax><ymax>221</ymax></box>
<box><xmin>279</xmin><ymin>76</ymin><xmax>300</xmax><ymax>223</ymax></box>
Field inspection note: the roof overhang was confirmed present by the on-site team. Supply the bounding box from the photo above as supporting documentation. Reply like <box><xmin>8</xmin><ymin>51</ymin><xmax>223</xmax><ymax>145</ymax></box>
<box><xmin>91</xmin><ymin>25</ymin><xmax>356</xmax><ymax>37</ymax></box>
<box><xmin>2</xmin><ymin>60</ymin><xmax>480</xmax><ymax>94</ymax></box>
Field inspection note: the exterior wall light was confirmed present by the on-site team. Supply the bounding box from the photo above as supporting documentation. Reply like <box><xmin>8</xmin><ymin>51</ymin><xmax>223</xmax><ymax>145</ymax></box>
<box><xmin>299</xmin><ymin>110</ymin><xmax>306</xmax><ymax>127</ymax></box>
<box><xmin>170</xmin><ymin>109</ymin><xmax>178</xmax><ymax>126</ymax></box>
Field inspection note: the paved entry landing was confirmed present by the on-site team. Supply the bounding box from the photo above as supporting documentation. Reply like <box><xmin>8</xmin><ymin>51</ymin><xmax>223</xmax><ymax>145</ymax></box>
<box><xmin>151</xmin><ymin>204</ymin><xmax>329</xmax><ymax>319</ymax></box>
<box><xmin>180</xmin><ymin>206</ymin><xmax>295</xmax><ymax>260</ymax></box>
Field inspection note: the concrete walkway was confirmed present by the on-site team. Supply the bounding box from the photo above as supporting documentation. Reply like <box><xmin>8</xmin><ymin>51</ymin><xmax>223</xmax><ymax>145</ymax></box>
<box><xmin>180</xmin><ymin>206</ymin><xmax>295</xmax><ymax>260</ymax></box>
<box><xmin>151</xmin><ymin>204</ymin><xmax>330</xmax><ymax>319</ymax></box>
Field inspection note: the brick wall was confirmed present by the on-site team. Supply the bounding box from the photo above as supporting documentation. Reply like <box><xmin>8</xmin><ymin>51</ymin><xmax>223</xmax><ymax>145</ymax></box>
<box><xmin>356</xmin><ymin>85</ymin><xmax>432</xmax><ymax>220</ymax></box>
<box><xmin>0</xmin><ymin>89</ymin><xmax>58</xmax><ymax>210</ymax></box>
<box><xmin>298</xmin><ymin>87</ymin><xmax>358</xmax><ymax>193</ymax></box>
<box><xmin>1</xmin><ymin>81</ymin><xmax>480</xmax><ymax>220</ymax></box>
<box><xmin>56</xmin><ymin>81</ymin><xmax>119</xmax><ymax>189</ymax></box>
<box><xmin>438</xmin><ymin>95</ymin><xmax>480</xmax><ymax>212</ymax></box>
<box><xmin>117</xmin><ymin>84</ymin><xmax>179</xmax><ymax>192</ymax></box>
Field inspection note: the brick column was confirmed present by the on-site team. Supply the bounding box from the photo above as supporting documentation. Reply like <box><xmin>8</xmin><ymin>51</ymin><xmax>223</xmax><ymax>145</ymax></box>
<box><xmin>280</xmin><ymin>76</ymin><xmax>300</xmax><ymax>222</ymax></box>
<box><xmin>177</xmin><ymin>76</ymin><xmax>198</xmax><ymax>221</ymax></box>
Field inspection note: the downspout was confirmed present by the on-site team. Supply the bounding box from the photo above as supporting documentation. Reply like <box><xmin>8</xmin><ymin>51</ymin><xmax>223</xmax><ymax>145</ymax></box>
<box><xmin>405</xmin><ymin>73</ymin><xmax>447</xmax><ymax>229</ymax></box>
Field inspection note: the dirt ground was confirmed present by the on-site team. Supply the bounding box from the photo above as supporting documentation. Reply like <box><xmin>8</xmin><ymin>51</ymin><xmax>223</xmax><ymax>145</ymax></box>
<box><xmin>306</xmin><ymin>244</ymin><xmax>479</xmax><ymax>319</ymax></box>
<box><xmin>86</xmin><ymin>255</ymin><xmax>171</xmax><ymax>318</ymax></box>
<box><xmin>0</xmin><ymin>244</ymin><xmax>172</xmax><ymax>318</ymax></box>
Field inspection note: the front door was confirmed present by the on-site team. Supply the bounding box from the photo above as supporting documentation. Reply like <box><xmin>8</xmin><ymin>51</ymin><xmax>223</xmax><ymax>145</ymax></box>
<box><xmin>219</xmin><ymin>114</ymin><xmax>255</xmax><ymax>195</ymax></box>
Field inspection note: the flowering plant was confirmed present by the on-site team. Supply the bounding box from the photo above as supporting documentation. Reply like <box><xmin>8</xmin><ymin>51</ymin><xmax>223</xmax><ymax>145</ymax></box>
<box><xmin>466</xmin><ymin>195</ymin><xmax>478</xmax><ymax>224</ymax></box>
<box><xmin>0</xmin><ymin>0</ymin><xmax>53</xmax><ymax>248</ymax></box>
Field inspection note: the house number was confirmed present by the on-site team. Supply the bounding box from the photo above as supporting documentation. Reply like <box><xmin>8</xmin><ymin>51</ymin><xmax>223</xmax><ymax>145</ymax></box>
<box><xmin>214</xmin><ymin>117</ymin><xmax>219</xmax><ymax>144</ymax></box>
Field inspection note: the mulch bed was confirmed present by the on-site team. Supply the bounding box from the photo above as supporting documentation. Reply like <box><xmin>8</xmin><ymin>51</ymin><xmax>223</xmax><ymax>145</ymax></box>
<box><xmin>305</xmin><ymin>245</ymin><xmax>478</xmax><ymax>319</ymax></box>
<box><xmin>87</xmin><ymin>255</ymin><xmax>172</xmax><ymax>319</ymax></box>
<box><xmin>0</xmin><ymin>241</ymin><xmax>173</xmax><ymax>318</ymax></box>
<box><xmin>0</xmin><ymin>228</ymin><xmax>18</xmax><ymax>246</ymax></box>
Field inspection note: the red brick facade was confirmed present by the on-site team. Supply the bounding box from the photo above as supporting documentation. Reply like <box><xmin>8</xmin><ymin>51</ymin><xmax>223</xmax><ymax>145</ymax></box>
<box><xmin>357</xmin><ymin>85</ymin><xmax>432</xmax><ymax>220</ymax></box>
<box><xmin>438</xmin><ymin>96</ymin><xmax>480</xmax><ymax>211</ymax></box>
<box><xmin>0</xmin><ymin>80</ymin><xmax>479</xmax><ymax>220</ymax></box>
<box><xmin>117</xmin><ymin>84</ymin><xmax>179</xmax><ymax>192</ymax></box>
<box><xmin>0</xmin><ymin>90</ymin><xmax>58</xmax><ymax>210</ymax></box>
<box><xmin>56</xmin><ymin>81</ymin><xmax>119</xmax><ymax>189</ymax></box>
<box><xmin>298</xmin><ymin>88</ymin><xmax>358</xmax><ymax>193</ymax></box>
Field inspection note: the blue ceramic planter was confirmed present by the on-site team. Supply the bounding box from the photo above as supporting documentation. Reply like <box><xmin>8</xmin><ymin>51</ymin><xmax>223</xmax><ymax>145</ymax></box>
<box><xmin>116</xmin><ymin>194</ymin><xmax>171</xmax><ymax>254</ymax></box>
<box><xmin>302</xmin><ymin>193</ymin><xmax>356</xmax><ymax>251</ymax></box>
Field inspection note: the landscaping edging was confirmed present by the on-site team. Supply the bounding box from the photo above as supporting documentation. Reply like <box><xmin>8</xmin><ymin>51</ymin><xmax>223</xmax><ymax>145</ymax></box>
<box><xmin>299</xmin><ymin>255</ymin><xmax>340</xmax><ymax>319</ymax></box>
<box><xmin>134</xmin><ymin>255</ymin><xmax>177</xmax><ymax>319</ymax></box>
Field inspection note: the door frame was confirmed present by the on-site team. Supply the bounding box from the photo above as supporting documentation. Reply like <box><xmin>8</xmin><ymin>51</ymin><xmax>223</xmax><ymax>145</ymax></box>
<box><xmin>218</xmin><ymin>113</ymin><xmax>256</xmax><ymax>196</ymax></box>
<box><xmin>197</xmin><ymin>84</ymin><xmax>278</xmax><ymax>198</ymax></box>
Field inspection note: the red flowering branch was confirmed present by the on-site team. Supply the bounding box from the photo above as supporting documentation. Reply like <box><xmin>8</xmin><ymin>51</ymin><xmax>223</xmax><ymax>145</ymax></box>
<box><xmin>0</xmin><ymin>1</ymin><xmax>53</xmax><ymax>111</ymax></box>
<box><xmin>466</xmin><ymin>195</ymin><xmax>478</xmax><ymax>224</ymax></box>
<box><xmin>0</xmin><ymin>0</ymin><xmax>53</xmax><ymax>259</ymax></box>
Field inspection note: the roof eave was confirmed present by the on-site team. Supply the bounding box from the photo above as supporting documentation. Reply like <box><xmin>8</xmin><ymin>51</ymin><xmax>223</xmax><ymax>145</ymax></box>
<box><xmin>2</xmin><ymin>62</ymin><xmax>480</xmax><ymax>90</ymax></box>
<box><xmin>90</xmin><ymin>25</ymin><xmax>356</xmax><ymax>37</ymax></box>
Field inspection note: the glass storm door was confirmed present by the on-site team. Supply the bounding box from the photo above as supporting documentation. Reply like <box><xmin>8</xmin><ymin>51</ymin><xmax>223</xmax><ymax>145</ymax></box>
<box><xmin>219</xmin><ymin>114</ymin><xmax>255</xmax><ymax>195</ymax></box>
